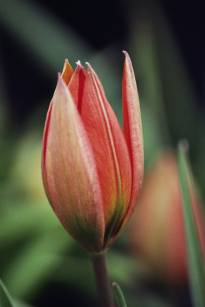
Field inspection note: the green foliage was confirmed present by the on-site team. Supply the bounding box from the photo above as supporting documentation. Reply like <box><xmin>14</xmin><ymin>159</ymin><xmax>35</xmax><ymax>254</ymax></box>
<box><xmin>112</xmin><ymin>282</ymin><xmax>128</xmax><ymax>307</ymax></box>
<box><xmin>177</xmin><ymin>142</ymin><xmax>205</xmax><ymax>307</ymax></box>
<box><xmin>0</xmin><ymin>280</ymin><xmax>15</xmax><ymax>307</ymax></box>
<box><xmin>0</xmin><ymin>0</ymin><xmax>92</xmax><ymax>72</ymax></box>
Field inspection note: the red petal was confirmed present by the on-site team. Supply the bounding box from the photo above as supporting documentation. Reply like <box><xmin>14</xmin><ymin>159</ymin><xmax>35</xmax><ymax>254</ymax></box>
<box><xmin>68</xmin><ymin>63</ymin><xmax>86</xmax><ymax>112</ymax></box>
<box><xmin>42</xmin><ymin>76</ymin><xmax>105</xmax><ymax>252</ymax></box>
<box><xmin>122</xmin><ymin>51</ymin><xmax>144</xmax><ymax>225</ymax></box>
<box><xmin>68</xmin><ymin>64</ymin><xmax>132</xmax><ymax>235</ymax></box>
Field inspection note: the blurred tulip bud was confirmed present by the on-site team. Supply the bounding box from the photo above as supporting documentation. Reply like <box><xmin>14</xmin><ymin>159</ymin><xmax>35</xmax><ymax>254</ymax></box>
<box><xmin>42</xmin><ymin>52</ymin><xmax>143</xmax><ymax>253</ymax></box>
<box><xmin>130</xmin><ymin>151</ymin><xmax>205</xmax><ymax>283</ymax></box>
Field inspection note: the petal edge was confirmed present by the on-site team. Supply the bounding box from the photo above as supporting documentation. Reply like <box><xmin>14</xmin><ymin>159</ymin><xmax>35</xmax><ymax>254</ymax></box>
<box><xmin>122</xmin><ymin>51</ymin><xmax>144</xmax><ymax>225</ymax></box>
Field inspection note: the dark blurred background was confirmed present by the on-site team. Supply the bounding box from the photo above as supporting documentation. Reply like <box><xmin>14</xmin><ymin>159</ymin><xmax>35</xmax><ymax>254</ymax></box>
<box><xmin>1</xmin><ymin>0</ymin><xmax>205</xmax><ymax>127</ymax></box>
<box><xmin>0</xmin><ymin>0</ymin><xmax>205</xmax><ymax>306</ymax></box>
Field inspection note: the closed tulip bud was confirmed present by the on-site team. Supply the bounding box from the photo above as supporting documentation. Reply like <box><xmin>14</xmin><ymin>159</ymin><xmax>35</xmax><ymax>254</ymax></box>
<box><xmin>130</xmin><ymin>151</ymin><xmax>205</xmax><ymax>283</ymax></box>
<box><xmin>42</xmin><ymin>52</ymin><xmax>143</xmax><ymax>253</ymax></box>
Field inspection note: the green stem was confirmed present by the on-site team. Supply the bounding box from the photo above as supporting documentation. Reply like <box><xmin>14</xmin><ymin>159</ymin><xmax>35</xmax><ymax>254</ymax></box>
<box><xmin>91</xmin><ymin>252</ymin><xmax>114</xmax><ymax>307</ymax></box>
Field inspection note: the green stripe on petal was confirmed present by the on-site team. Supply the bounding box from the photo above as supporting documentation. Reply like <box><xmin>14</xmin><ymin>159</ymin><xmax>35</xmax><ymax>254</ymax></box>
<box><xmin>104</xmin><ymin>198</ymin><xmax>126</xmax><ymax>246</ymax></box>
<box><xmin>66</xmin><ymin>216</ymin><xmax>104</xmax><ymax>253</ymax></box>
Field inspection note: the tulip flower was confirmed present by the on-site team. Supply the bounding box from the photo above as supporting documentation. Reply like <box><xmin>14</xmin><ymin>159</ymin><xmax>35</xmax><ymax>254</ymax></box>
<box><xmin>130</xmin><ymin>151</ymin><xmax>205</xmax><ymax>283</ymax></box>
<box><xmin>42</xmin><ymin>52</ymin><xmax>143</xmax><ymax>253</ymax></box>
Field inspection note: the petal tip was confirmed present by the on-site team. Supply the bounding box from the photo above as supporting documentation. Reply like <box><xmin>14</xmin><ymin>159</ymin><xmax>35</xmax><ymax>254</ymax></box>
<box><xmin>123</xmin><ymin>51</ymin><xmax>132</xmax><ymax>67</ymax></box>
<box><xmin>61</xmin><ymin>59</ymin><xmax>74</xmax><ymax>84</ymax></box>
<box><xmin>85</xmin><ymin>62</ymin><xmax>95</xmax><ymax>73</ymax></box>
<box><xmin>64</xmin><ymin>58</ymin><xmax>69</xmax><ymax>65</ymax></box>
<box><xmin>76</xmin><ymin>60</ymin><xmax>83</xmax><ymax>67</ymax></box>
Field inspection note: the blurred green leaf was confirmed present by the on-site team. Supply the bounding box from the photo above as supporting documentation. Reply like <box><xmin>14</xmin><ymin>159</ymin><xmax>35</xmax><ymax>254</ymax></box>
<box><xmin>148</xmin><ymin>3</ymin><xmax>200</xmax><ymax>143</ymax></box>
<box><xmin>112</xmin><ymin>282</ymin><xmax>128</xmax><ymax>307</ymax></box>
<box><xmin>0</xmin><ymin>50</ymin><xmax>11</xmax><ymax>184</ymax></box>
<box><xmin>128</xmin><ymin>2</ymin><xmax>204</xmax><ymax>154</ymax></box>
<box><xmin>108</xmin><ymin>252</ymin><xmax>137</xmax><ymax>286</ymax></box>
<box><xmin>177</xmin><ymin>142</ymin><xmax>205</xmax><ymax>307</ymax></box>
<box><xmin>0</xmin><ymin>52</ymin><xmax>8</xmax><ymax>136</ymax></box>
<box><xmin>15</xmin><ymin>300</ymin><xmax>32</xmax><ymax>307</ymax></box>
<box><xmin>56</xmin><ymin>255</ymin><xmax>96</xmax><ymax>296</ymax></box>
<box><xmin>55</xmin><ymin>251</ymin><xmax>138</xmax><ymax>298</ymax></box>
<box><xmin>0</xmin><ymin>0</ymin><xmax>92</xmax><ymax>72</ymax></box>
<box><xmin>129</xmin><ymin>10</ymin><xmax>169</xmax><ymax>146</ymax></box>
<box><xmin>141</xmin><ymin>104</ymin><xmax>162</xmax><ymax>167</ymax></box>
<box><xmin>4</xmin><ymin>231</ymin><xmax>72</xmax><ymax>298</ymax></box>
<box><xmin>10</xmin><ymin>133</ymin><xmax>45</xmax><ymax>202</ymax></box>
<box><xmin>0</xmin><ymin>205</ymin><xmax>58</xmax><ymax>248</ymax></box>
<box><xmin>0</xmin><ymin>279</ymin><xmax>15</xmax><ymax>307</ymax></box>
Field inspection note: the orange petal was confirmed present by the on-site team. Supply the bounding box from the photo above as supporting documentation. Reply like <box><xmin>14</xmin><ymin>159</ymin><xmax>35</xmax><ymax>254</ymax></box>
<box><xmin>121</xmin><ymin>51</ymin><xmax>144</xmax><ymax>225</ymax></box>
<box><xmin>61</xmin><ymin>59</ymin><xmax>74</xmax><ymax>84</ymax></box>
<box><xmin>42</xmin><ymin>76</ymin><xmax>105</xmax><ymax>252</ymax></box>
<box><xmin>68</xmin><ymin>64</ymin><xmax>132</xmax><ymax>240</ymax></box>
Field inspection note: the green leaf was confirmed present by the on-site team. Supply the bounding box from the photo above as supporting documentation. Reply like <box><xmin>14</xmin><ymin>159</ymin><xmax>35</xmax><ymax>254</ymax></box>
<box><xmin>108</xmin><ymin>252</ymin><xmax>137</xmax><ymax>286</ymax></box>
<box><xmin>4</xmin><ymin>231</ymin><xmax>71</xmax><ymax>298</ymax></box>
<box><xmin>129</xmin><ymin>10</ymin><xmax>170</xmax><ymax>146</ymax></box>
<box><xmin>112</xmin><ymin>282</ymin><xmax>128</xmax><ymax>307</ymax></box>
<box><xmin>177</xmin><ymin>141</ymin><xmax>205</xmax><ymax>307</ymax></box>
<box><xmin>14</xmin><ymin>301</ymin><xmax>32</xmax><ymax>307</ymax></box>
<box><xmin>0</xmin><ymin>205</ymin><xmax>57</xmax><ymax>249</ymax></box>
<box><xmin>0</xmin><ymin>0</ymin><xmax>92</xmax><ymax>72</ymax></box>
<box><xmin>0</xmin><ymin>280</ymin><xmax>15</xmax><ymax>307</ymax></box>
<box><xmin>153</xmin><ymin>5</ymin><xmax>199</xmax><ymax>142</ymax></box>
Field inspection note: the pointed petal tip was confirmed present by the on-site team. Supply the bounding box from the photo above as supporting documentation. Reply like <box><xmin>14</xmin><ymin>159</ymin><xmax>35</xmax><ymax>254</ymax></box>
<box><xmin>122</xmin><ymin>51</ymin><xmax>133</xmax><ymax>68</ymax></box>
<box><xmin>64</xmin><ymin>58</ymin><xmax>69</xmax><ymax>65</ymax></box>
<box><xmin>85</xmin><ymin>62</ymin><xmax>99</xmax><ymax>82</ymax></box>
<box><xmin>85</xmin><ymin>62</ymin><xmax>96</xmax><ymax>74</ymax></box>
<box><xmin>122</xmin><ymin>50</ymin><xmax>130</xmax><ymax>58</ymax></box>
<box><xmin>85</xmin><ymin>61</ymin><xmax>92</xmax><ymax>71</ymax></box>
<box><xmin>72</xmin><ymin>61</ymin><xmax>86</xmax><ymax>77</ymax></box>
<box><xmin>61</xmin><ymin>59</ymin><xmax>74</xmax><ymax>84</ymax></box>
<box><xmin>75</xmin><ymin>60</ymin><xmax>83</xmax><ymax>67</ymax></box>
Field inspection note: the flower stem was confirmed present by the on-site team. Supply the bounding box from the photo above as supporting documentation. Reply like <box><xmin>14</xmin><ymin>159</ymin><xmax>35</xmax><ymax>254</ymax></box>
<box><xmin>91</xmin><ymin>252</ymin><xmax>114</xmax><ymax>307</ymax></box>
